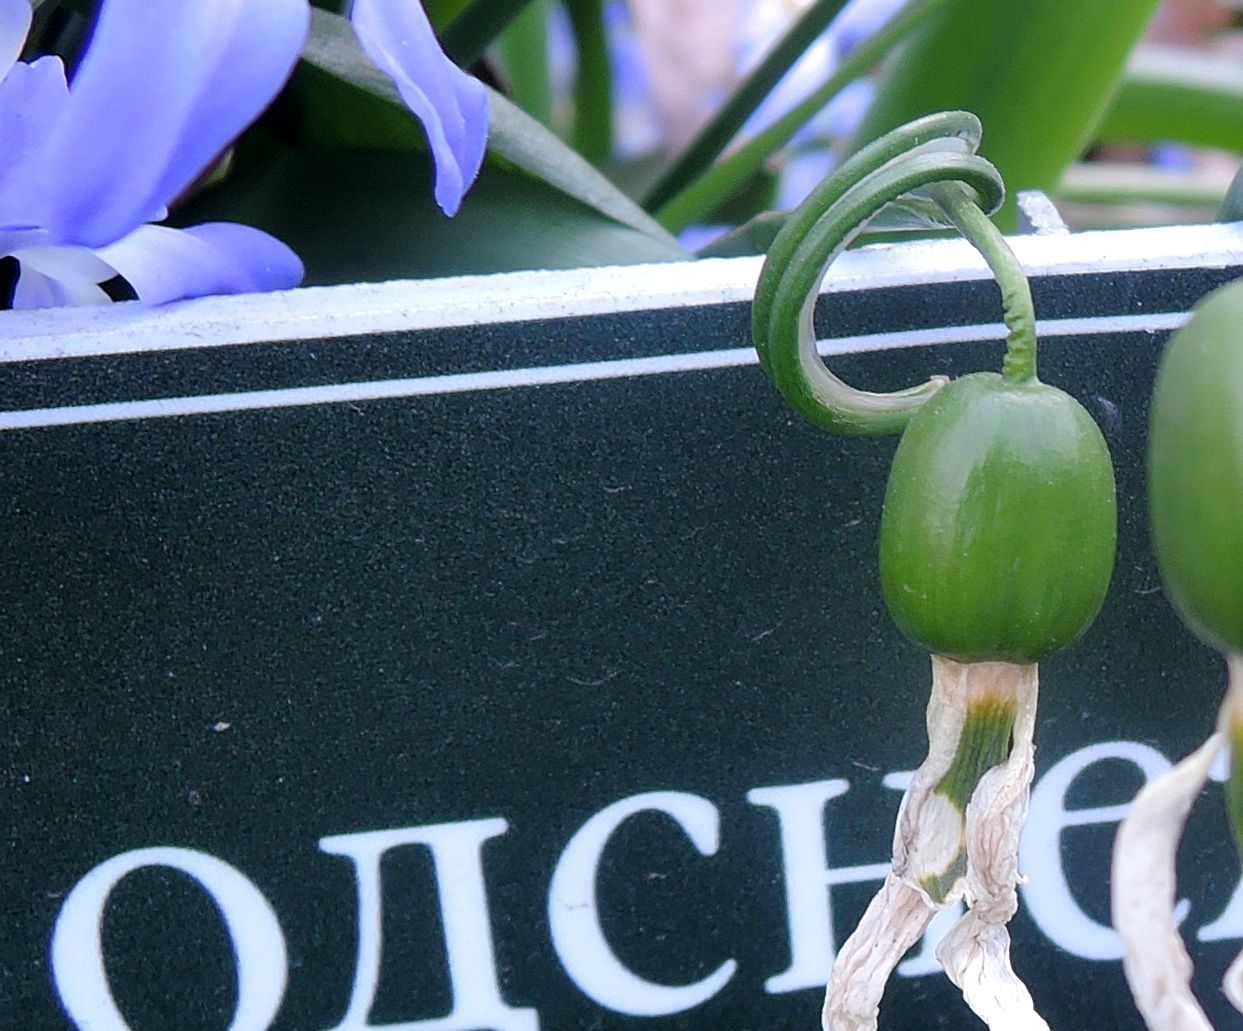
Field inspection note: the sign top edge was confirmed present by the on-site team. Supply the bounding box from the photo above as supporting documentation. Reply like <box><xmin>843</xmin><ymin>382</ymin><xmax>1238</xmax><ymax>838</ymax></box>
<box><xmin>2</xmin><ymin>222</ymin><xmax>1242</xmax><ymax>364</ymax></box>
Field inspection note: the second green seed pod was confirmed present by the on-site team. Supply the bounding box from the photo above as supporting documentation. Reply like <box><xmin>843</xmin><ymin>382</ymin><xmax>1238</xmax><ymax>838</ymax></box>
<box><xmin>1149</xmin><ymin>280</ymin><xmax>1243</xmax><ymax>655</ymax></box>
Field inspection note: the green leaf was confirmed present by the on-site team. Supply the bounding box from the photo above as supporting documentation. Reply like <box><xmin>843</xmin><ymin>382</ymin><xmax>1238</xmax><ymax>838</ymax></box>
<box><xmin>1222</xmin><ymin>163</ymin><xmax>1243</xmax><ymax>222</ymax></box>
<box><xmin>443</xmin><ymin>0</ymin><xmax>538</xmax><ymax>67</ymax></box>
<box><xmin>174</xmin><ymin>148</ymin><xmax>688</xmax><ymax>284</ymax></box>
<box><xmin>28</xmin><ymin>0</ymin><xmax>91</xmax><ymax>13</ymax></box>
<box><xmin>654</xmin><ymin>0</ymin><xmax>944</xmax><ymax>233</ymax></box>
<box><xmin>24</xmin><ymin>0</ymin><xmax>93</xmax><ymax>62</ymax></box>
<box><xmin>300</xmin><ymin>8</ymin><xmax>682</xmax><ymax>247</ymax></box>
<box><xmin>423</xmin><ymin>0</ymin><xmax>473</xmax><ymax>31</ymax></box>
<box><xmin>643</xmin><ymin>0</ymin><xmax>854</xmax><ymax>212</ymax></box>
<box><xmin>1052</xmin><ymin>163</ymin><xmax>1228</xmax><ymax>230</ymax></box>
<box><xmin>496</xmin><ymin>0</ymin><xmax>554</xmax><ymax>130</ymax></box>
<box><xmin>1098</xmin><ymin>45</ymin><xmax>1243</xmax><ymax>153</ymax></box>
<box><xmin>486</xmin><ymin>92</ymin><xmax>684</xmax><ymax>244</ymax></box>
<box><xmin>566</xmin><ymin>0</ymin><xmax>613</xmax><ymax>165</ymax></box>
<box><xmin>850</xmin><ymin>0</ymin><xmax>1163</xmax><ymax>228</ymax></box>
<box><xmin>693</xmin><ymin>211</ymin><xmax>790</xmax><ymax>258</ymax></box>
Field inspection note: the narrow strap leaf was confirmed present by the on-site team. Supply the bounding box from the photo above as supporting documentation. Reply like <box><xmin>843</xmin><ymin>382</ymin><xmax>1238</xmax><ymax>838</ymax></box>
<box><xmin>443</xmin><ymin>0</ymin><xmax>537</xmax><ymax>68</ymax></box>
<box><xmin>301</xmin><ymin>9</ymin><xmax>683</xmax><ymax>247</ymax></box>
<box><xmin>565</xmin><ymin>0</ymin><xmax>612</xmax><ymax>166</ymax></box>
<box><xmin>1100</xmin><ymin>45</ymin><xmax>1243</xmax><ymax>154</ymax></box>
<box><xmin>654</xmin><ymin>0</ymin><xmax>947</xmax><ymax>233</ymax></box>
<box><xmin>642</xmin><ymin>0</ymin><xmax>854</xmax><ymax>212</ymax></box>
<box><xmin>496</xmin><ymin>1</ymin><xmax>553</xmax><ymax>129</ymax></box>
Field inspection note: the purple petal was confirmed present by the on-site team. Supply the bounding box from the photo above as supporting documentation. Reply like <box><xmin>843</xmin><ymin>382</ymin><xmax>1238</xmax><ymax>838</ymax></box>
<box><xmin>350</xmin><ymin>0</ymin><xmax>488</xmax><ymax>216</ymax></box>
<box><xmin>12</xmin><ymin>268</ymin><xmax>109</xmax><ymax>309</ymax></box>
<box><xmin>10</xmin><ymin>245</ymin><xmax>114</xmax><ymax>309</ymax></box>
<box><xmin>96</xmin><ymin>223</ymin><xmax>304</xmax><ymax>306</ymax></box>
<box><xmin>0</xmin><ymin>57</ymin><xmax>70</xmax><ymax>209</ymax></box>
<box><xmin>0</xmin><ymin>225</ymin><xmax>52</xmax><ymax>253</ymax></box>
<box><xmin>17</xmin><ymin>0</ymin><xmax>309</xmax><ymax>248</ymax></box>
<box><xmin>0</xmin><ymin>0</ymin><xmax>30</xmax><ymax>79</ymax></box>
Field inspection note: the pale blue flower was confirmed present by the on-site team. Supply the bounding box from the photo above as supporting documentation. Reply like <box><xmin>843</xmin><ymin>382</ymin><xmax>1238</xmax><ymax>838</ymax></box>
<box><xmin>0</xmin><ymin>0</ymin><xmax>488</xmax><ymax>310</ymax></box>
<box><xmin>349</xmin><ymin>0</ymin><xmax>488</xmax><ymax>216</ymax></box>
<box><xmin>0</xmin><ymin>0</ymin><xmax>310</xmax><ymax>308</ymax></box>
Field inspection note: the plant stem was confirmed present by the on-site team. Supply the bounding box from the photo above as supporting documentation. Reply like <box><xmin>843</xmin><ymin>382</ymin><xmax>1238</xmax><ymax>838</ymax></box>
<box><xmin>443</xmin><ymin>0</ymin><xmax>536</xmax><ymax>68</ymax></box>
<box><xmin>752</xmin><ymin>112</ymin><xmax>1007</xmax><ymax>437</ymax></box>
<box><xmin>930</xmin><ymin>182</ymin><xmax>1038</xmax><ymax>384</ymax></box>
<box><xmin>654</xmin><ymin>0</ymin><xmax>946</xmax><ymax>233</ymax></box>
<box><xmin>566</xmin><ymin>0</ymin><xmax>613</xmax><ymax>166</ymax></box>
<box><xmin>934</xmin><ymin>694</ymin><xmax>1017</xmax><ymax>809</ymax></box>
<box><xmin>642</xmin><ymin>0</ymin><xmax>854</xmax><ymax>212</ymax></box>
<box><xmin>920</xmin><ymin>690</ymin><xmax>1016</xmax><ymax>902</ymax></box>
<box><xmin>497</xmin><ymin>0</ymin><xmax>553</xmax><ymax>130</ymax></box>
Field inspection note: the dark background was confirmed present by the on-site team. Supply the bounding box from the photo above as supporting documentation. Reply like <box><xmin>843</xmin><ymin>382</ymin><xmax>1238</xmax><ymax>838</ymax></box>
<box><xmin>2</xmin><ymin>264</ymin><xmax>1241</xmax><ymax>1029</ymax></box>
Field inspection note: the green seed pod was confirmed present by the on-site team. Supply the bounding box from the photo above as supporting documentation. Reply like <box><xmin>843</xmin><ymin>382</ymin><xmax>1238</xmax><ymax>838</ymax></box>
<box><xmin>879</xmin><ymin>372</ymin><xmax>1117</xmax><ymax>663</ymax></box>
<box><xmin>1149</xmin><ymin>281</ymin><xmax>1243</xmax><ymax>654</ymax></box>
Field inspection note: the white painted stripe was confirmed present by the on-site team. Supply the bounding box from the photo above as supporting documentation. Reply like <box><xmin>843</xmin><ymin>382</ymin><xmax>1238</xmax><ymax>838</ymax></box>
<box><xmin>0</xmin><ymin>223</ymin><xmax>1237</xmax><ymax>364</ymax></box>
<box><xmin>0</xmin><ymin>311</ymin><xmax>1191</xmax><ymax>431</ymax></box>
<box><xmin>819</xmin><ymin>310</ymin><xmax>1188</xmax><ymax>355</ymax></box>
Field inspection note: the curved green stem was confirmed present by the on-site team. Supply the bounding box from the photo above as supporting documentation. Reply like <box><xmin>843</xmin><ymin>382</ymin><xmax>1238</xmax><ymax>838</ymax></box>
<box><xmin>752</xmin><ymin>111</ymin><xmax>1036</xmax><ymax>436</ymax></box>
<box><xmin>928</xmin><ymin>183</ymin><xmax>1037</xmax><ymax>384</ymax></box>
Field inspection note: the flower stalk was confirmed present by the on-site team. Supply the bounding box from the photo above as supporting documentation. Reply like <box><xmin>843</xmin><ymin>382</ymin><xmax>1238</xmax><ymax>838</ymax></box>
<box><xmin>754</xmin><ymin>112</ymin><xmax>1117</xmax><ymax>1031</ymax></box>
<box><xmin>926</xmin><ymin>180</ymin><xmax>1037</xmax><ymax>384</ymax></box>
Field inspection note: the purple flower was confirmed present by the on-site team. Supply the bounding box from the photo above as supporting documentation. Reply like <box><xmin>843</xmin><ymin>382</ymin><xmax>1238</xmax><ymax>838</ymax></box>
<box><xmin>350</xmin><ymin>0</ymin><xmax>488</xmax><ymax>217</ymax></box>
<box><xmin>0</xmin><ymin>0</ymin><xmax>488</xmax><ymax>311</ymax></box>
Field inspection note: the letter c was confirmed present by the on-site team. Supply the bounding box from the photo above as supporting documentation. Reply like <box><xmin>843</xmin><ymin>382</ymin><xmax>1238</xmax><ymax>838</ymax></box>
<box><xmin>548</xmin><ymin>791</ymin><xmax>736</xmax><ymax>1016</ymax></box>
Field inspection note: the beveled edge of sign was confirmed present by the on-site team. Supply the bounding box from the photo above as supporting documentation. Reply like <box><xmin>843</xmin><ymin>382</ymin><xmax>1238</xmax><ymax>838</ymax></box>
<box><xmin>1</xmin><ymin>222</ymin><xmax>1242</xmax><ymax>365</ymax></box>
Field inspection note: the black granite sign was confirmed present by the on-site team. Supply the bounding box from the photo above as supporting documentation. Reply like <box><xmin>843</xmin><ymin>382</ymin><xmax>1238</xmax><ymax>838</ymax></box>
<box><xmin>4</xmin><ymin>226</ymin><xmax>1243</xmax><ymax>1030</ymax></box>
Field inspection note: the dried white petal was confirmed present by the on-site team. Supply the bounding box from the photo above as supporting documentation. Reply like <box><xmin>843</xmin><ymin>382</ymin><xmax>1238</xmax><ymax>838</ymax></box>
<box><xmin>822</xmin><ymin>873</ymin><xmax>937</xmax><ymax>1031</ymax></box>
<box><xmin>1113</xmin><ymin>729</ymin><xmax>1222</xmax><ymax>1031</ymax></box>
<box><xmin>824</xmin><ymin>657</ymin><xmax>1044</xmax><ymax>1031</ymax></box>
<box><xmin>1223</xmin><ymin>655</ymin><xmax>1243</xmax><ymax>1016</ymax></box>
<box><xmin>1223</xmin><ymin>948</ymin><xmax>1243</xmax><ymax>1015</ymax></box>
<box><xmin>937</xmin><ymin>662</ymin><xmax>1047</xmax><ymax>1030</ymax></box>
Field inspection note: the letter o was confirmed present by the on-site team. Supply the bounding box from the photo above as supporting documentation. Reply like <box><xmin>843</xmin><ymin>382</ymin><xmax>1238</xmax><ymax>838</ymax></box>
<box><xmin>1020</xmin><ymin>741</ymin><xmax>1174</xmax><ymax>960</ymax></box>
<box><xmin>51</xmin><ymin>847</ymin><xmax>287</xmax><ymax>1031</ymax></box>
